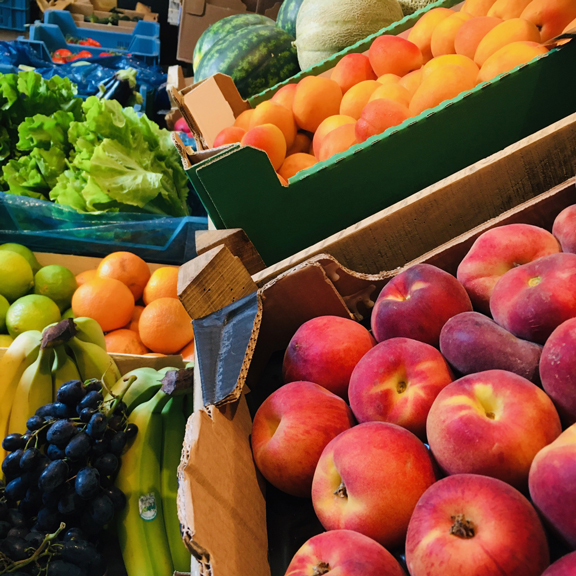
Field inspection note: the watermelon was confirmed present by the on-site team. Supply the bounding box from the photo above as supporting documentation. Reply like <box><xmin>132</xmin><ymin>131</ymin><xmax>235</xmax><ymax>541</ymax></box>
<box><xmin>194</xmin><ymin>25</ymin><xmax>300</xmax><ymax>99</ymax></box>
<box><xmin>193</xmin><ymin>14</ymin><xmax>275</xmax><ymax>72</ymax></box>
<box><xmin>276</xmin><ymin>0</ymin><xmax>305</xmax><ymax>37</ymax></box>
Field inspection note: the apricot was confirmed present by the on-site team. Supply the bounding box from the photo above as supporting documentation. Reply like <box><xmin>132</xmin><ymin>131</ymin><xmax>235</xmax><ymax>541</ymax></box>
<box><xmin>474</xmin><ymin>18</ymin><xmax>541</xmax><ymax>67</ymax></box>
<box><xmin>564</xmin><ymin>17</ymin><xmax>576</xmax><ymax>33</ymax></box>
<box><xmin>271</xmin><ymin>83</ymin><xmax>298</xmax><ymax>110</ymax></box>
<box><xmin>318</xmin><ymin>123</ymin><xmax>358</xmax><ymax>162</ymax></box>
<box><xmin>312</xmin><ymin>115</ymin><xmax>356</xmax><ymax>157</ymax></box>
<box><xmin>478</xmin><ymin>41</ymin><xmax>548</xmax><ymax>83</ymax></box>
<box><xmin>278</xmin><ymin>153</ymin><xmax>317</xmax><ymax>180</ymax></box>
<box><xmin>461</xmin><ymin>0</ymin><xmax>497</xmax><ymax>16</ymax></box>
<box><xmin>408</xmin><ymin>8</ymin><xmax>456</xmax><ymax>63</ymax></box>
<box><xmin>213</xmin><ymin>126</ymin><xmax>246</xmax><ymax>148</ymax></box>
<box><xmin>423</xmin><ymin>54</ymin><xmax>480</xmax><ymax>85</ymax></box>
<box><xmin>340</xmin><ymin>80</ymin><xmax>381</xmax><ymax>120</ymax></box>
<box><xmin>377</xmin><ymin>73</ymin><xmax>401</xmax><ymax>86</ymax></box>
<box><xmin>293</xmin><ymin>76</ymin><xmax>343</xmax><ymax>133</ymax></box>
<box><xmin>369</xmin><ymin>83</ymin><xmax>411</xmax><ymax>107</ymax></box>
<box><xmin>410</xmin><ymin>64</ymin><xmax>476</xmax><ymax>117</ymax></box>
<box><xmin>399</xmin><ymin>69</ymin><xmax>423</xmax><ymax>100</ymax></box>
<box><xmin>287</xmin><ymin>132</ymin><xmax>313</xmax><ymax>156</ymax></box>
<box><xmin>250</xmin><ymin>100</ymin><xmax>297</xmax><ymax>148</ymax></box>
<box><xmin>431</xmin><ymin>12</ymin><xmax>473</xmax><ymax>57</ymax></box>
<box><xmin>277</xmin><ymin>173</ymin><xmax>288</xmax><ymax>186</ymax></box>
<box><xmin>455</xmin><ymin>16</ymin><xmax>503</xmax><ymax>60</ymax></box>
<box><xmin>368</xmin><ymin>35</ymin><xmax>423</xmax><ymax>77</ymax></box>
<box><xmin>241</xmin><ymin>123</ymin><xmax>286</xmax><ymax>170</ymax></box>
<box><xmin>331</xmin><ymin>53</ymin><xmax>377</xmax><ymax>94</ymax></box>
<box><xmin>234</xmin><ymin>109</ymin><xmax>254</xmax><ymax>130</ymax></box>
<box><xmin>356</xmin><ymin>98</ymin><xmax>410</xmax><ymax>143</ymax></box>
<box><xmin>521</xmin><ymin>0</ymin><xmax>576</xmax><ymax>42</ymax></box>
<box><xmin>488</xmin><ymin>0</ymin><xmax>532</xmax><ymax>19</ymax></box>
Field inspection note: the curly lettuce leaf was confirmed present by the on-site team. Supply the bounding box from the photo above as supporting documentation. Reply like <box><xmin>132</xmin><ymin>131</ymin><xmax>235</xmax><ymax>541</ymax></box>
<box><xmin>17</xmin><ymin>111</ymin><xmax>74</xmax><ymax>152</ymax></box>
<box><xmin>2</xmin><ymin>155</ymin><xmax>49</xmax><ymax>199</ymax></box>
<box><xmin>49</xmin><ymin>168</ymin><xmax>90</xmax><ymax>213</ymax></box>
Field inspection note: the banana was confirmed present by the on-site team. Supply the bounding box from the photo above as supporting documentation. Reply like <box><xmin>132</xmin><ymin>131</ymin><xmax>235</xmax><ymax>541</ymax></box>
<box><xmin>0</xmin><ymin>331</ymin><xmax>43</xmax><ymax>458</ymax></box>
<box><xmin>116</xmin><ymin>389</ymin><xmax>175</xmax><ymax>576</ymax></box>
<box><xmin>9</xmin><ymin>345</ymin><xmax>55</xmax><ymax>436</ymax></box>
<box><xmin>105</xmin><ymin>368</ymin><xmax>164</xmax><ymax>414</ymax></box>
<box><xmin>66</xmin><ymin>336</ymin><xmax>121</xmax><ymax>392</ymax></box>
<box><xmin>160</xmin><ymin>396</ymin><xmax>191</xmax><ymax>572</ymax></box>
<box><xmin>73</xmin><ymin>317</ymin><xmax>107</xmax><ymax>350</ymax></box>
<box><xmin>52</xmin><ymin>345</ymin><xmax>81</xmax><ymax>394</ymax></box>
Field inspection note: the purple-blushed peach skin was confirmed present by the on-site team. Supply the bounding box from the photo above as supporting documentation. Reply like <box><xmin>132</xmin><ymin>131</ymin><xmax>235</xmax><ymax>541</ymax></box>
<box><xmin>427</xmin><ymin>369</ymin><xmax>561</xmax><ymax>489</ymax></box>
<box><xmin>349</xmin><ymin>337</ymin><xmax>453</xmax><ymax>439</ymax></box>
<box><xmin>283</xmin><ymin>315</ymin><xmax>375</xmax><ymax>399</ymax></box>
<box><xmin>406</xmin><ymin>474</ymin><xmax>550</xmax><ymax>576</ymax></box>
<box><xmin>371</xmin><ymin>264</ymin><xmax>472</xmax><ymax>347</ymax></box>
<box><xmin>541</xmin><ymin>551</ymin><xmax>576</xmax><ymax>576</ymax></box>
<box><xmin>490</xmin><ymin>253</ymin><xmax>576</xmax><ymax>344</ymax></box>
<box><xmin>529</xmin><ymin>423</ymin><xmax>576</xmax><ymax>549</ymax></box>
<box><xmin>311</xmin><ymin>421</ymin><xmax>436</xmax><ymax>549</ymax></box>
<box><xmin>456</xmin><ymin>224</ymin><xmax>560</xmax><ymax>314</ymax></box>
<box><xmin>284</xmin><ymin>530</ymin><xmax>406</xmax><ymax>576</ymax></box>
<box><xmin>540</xmin><ymin>318</ymin><xmax>576</xmax><ymax>426</ymax></box>
<box><xmin>552</xmin><ymin>204</ymin><xmax>576</xmax><ymax>254</ymax></box>
<box><xmin>439</xmin><ymin>311</ymin><xmax>542</xmax><ymax>382</ymax></box>
<box><xmin>251</xmin><ymin>381</ymin><xmax>355</xmax><ymax>498</ymax></box>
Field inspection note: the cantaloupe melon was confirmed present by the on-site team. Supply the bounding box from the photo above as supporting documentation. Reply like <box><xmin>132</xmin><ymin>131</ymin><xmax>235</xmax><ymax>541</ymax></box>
<box><xmin>398</xmin><ymin>0</ymin><xmax>439</xmax><ymax>16</ymax></box>
<box><xmin>294</xmin><ymin>0</ymin><xmax>404</xmax><ymax>70</ymax></box>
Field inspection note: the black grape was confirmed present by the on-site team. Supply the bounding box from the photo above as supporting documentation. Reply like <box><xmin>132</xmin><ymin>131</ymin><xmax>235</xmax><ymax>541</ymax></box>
<box><xmin>2</xmin><ymin>448</ymin><xmax>23</xmax><ymax>478</ymax></box>
<box><xmin>107</xmin><ymin>415</ymin><xmax>124</xmax><ymax>431</ymax></box>
<box><xmin>7</xmin><ymin>527</ymin><xmax>28</xmax><ymax>539</ymax></box>
<box><xmin>30</xmin><ymin>456</ymin><xmax>50</xmax><ymax>483</ymax></box>
<box><xmin>42</xmin><ymin>489</ymin><xmax>63</xmax><ymax>511</ymax></box>
<box><xmin>3</xmin><ymin>433</ymin><xmax>25</xmax><ymax>452</ymax></box>
<box><xmin>26</xmin><ymin>415</ymin><xmax>45</xmax><ymax>431</ymax></box>
<box><xmin>87</xmin><ymin>554</ymin><xmax>106</xmax><ymax>576</ymax></box>
<box><xmin>102</xmin><ymin>486</ymin><xmax>126</xmax><ymax>511</ymax></box>
<box><xmin>75</xmin><ymin>467</ymin><xmax>100</xmax><ymax>500</ymax></box>
<box><xmin>57</xmin><ymin>380</ymin><xmax>85</xmax><ymax>406</ymax></box>
<box><xmin>7</xmin><ymin>509</ymin><xmax>27</xmax><ymax>528</ymax></box>
<box><xmin>35</xmin><ymin>403</ymin><xmax>56</xmax><ymax>418</ymax></box>
<box><xmin>36</xmin><ymin>507</ymin><xmax>60</xmax><ymax>532</ymax></box>
<box><xmin>83</xmin><ymin>380</ymin><xmax>102</xmax><ymax>393</ymax></box>
<box><xmin>77</xmin><ymin>392</ymin><xmax>102</xmax><ymax>412</ymax></box>
<box><xmin>0</xmin><ymin>520</ymin><xmax>11</xmax><ymax>538</ymax></box>
<box><xmin>58</xmin><ymin>492</ymin><xmax>85</xmax><ymax>516</ymax></box>
<box><xmin>19</xmin><ymin>494</ymin><xmax>41</xmax><ymax>517</ymax></box>
<box><xmin>124</xmin><ymin>424</ymin><xmax>138</xmax><ymax>440</ymax></box>
<box><xmin>53</xmin><ymin>402</ymin><xmax>73</xmax><ymax>419</ymax></box>
<box><xmin>5</xmin><ymin>477</ymin><xmax>28</xmax><ymax>501</ymax></box>
<box><xmin>19</xmin><ymin>447</ymin><xmax>41</xmax><ymax>471</ymax></box>
<box><xmin>65</xmin><ymin>433</ymin><xmax>91</xmax><ymax>461</ymax></box>
<box><xmin>109</xmin><ymin>432</ymin><xmax>126</xmax><ymax>457</ymax></box>
<box><xmin>46</xmin><ymin>421</ymin><xmax>76</xmax><ymax>446</ymax></box>
<box><xmin>90</xmin><ymin>440</ymin><xmax>108</xmax><ymax>458</ymax></box>
<box><xmin>61</xmin><ymin>540</ymin><xmax>98</xmax><ymax>568</ymax></box>
<box><xmin>63</xmin><ymin>527</ymin><xmax>86</xmax><ymax>542</ymax></box>
<box><xmin>86</xmin><ymin>414</ymin><xmax>107</xmax><ymax>440</ymax></box>
<box><xmin>112</xmin><ymin>402</ymin><xmax>127</xmax><ymax>415</ymax></box>
<box><xmin>39</xmin><ymin>460</ymin><xmax>69</xmax><ymax>493</ymax></box>
<box><xmin>25</xmin><ymin>531</ymin><xmax>45</xmax><ymax>548</ymax></box>
<box><xmin>87</xmin><ymin>495</ymin><xmax>114</xmax><ymax>526</ymax></box>
<box><xmin>79</xmin><ymin>408</ymin><xmax>97</xmax><ymax>424</ymax></box>
<box><xmin>93</xmin><ymin>453</ymin><xmax>118</xmax><ymax>477</ymax></box>
<box><xmin>47</xmin><ymin>560</ymin><xmax>86</xmax><ymax>576</ymax></box>
<box><xmin>0</xmin><ymin>537</ymin><xmax>29</xmax><ymax>561</ymax></box>
<box><xmin>47</xmin><ymin>443</ymin><xmax>66</xmax><ymax>460</ymax></box>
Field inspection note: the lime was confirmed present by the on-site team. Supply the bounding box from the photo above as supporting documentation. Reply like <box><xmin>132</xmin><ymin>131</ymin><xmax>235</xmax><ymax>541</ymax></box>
<box><xmin>0</xmin><ymin>294</ymin><xmax>9</xmax><ymax>333</ymax></box>
<box><xmin>34</xmin><ymin>265</ymin><xmax>78</xmax><ymax>313</ymax></box>
<box><xmin>0</xmin><ymin>243</ymin><xmax>41</xmax><ymax>274</ymax></box>
<box><xmin>62</xmin><ymin>308</ymin><xmax>75</xmax><ymax>319</ymax></box>
<box><xmin>0</xmin><ymin>334</ymin><xmax>13</xmax><ymax>347</ymax></box>
<box><xmin>0</xmin><ymin>251</ymin><xmax>34</xmax><ymax>302</ymax></box>
<box><xmin>6</xmin><ymin>295</ymin><xmax>61</xmax><ymax>337</ymax></box>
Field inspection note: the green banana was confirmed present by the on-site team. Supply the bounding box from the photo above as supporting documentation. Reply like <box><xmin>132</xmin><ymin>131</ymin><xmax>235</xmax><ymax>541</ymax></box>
<box><xmin>116</xmin><ymin>390</ymin><xmax>175</xmax><ymax>576</ymax></box>
<box><xmin>9</xmin><ymin>345</ymin><xmax>54</xmax><ymax>435</ymax></box>
<box><xmin>73</xmin><ymin>317</ymin><xmax>107</xmax><ymax>350</ymax></box>
<box><xmin>66</xmin><ymin>336</ymin><xmax>121</xmax><ymax>392</ymax></box>
<box><xmin>0</xmin><ymin>331</ymin><xmax>43</xmax><ymax>458</ymax></box>
<box><xmin>52</xmin><ymin>345</ymin><xmax>81</xmax><ymax>394</ymax></box>
<box><xmin>106</xmin><ymin>367</ymin><xmax>164</xmax><ymax>414</ymax></box>
<box><xmin>161</xmin><ymin>396</ymin><xmax>191</xmax><ymax>572</ymax></box>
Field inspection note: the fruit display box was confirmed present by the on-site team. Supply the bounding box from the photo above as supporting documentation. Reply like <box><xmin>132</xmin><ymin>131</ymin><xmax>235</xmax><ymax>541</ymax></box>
<box><xmin>172</xmin><ymin>0</ymin><xmax>576</xmax><ymax>267</ymax></box>
<box><xmin>176</xmin><ymin>170</ymin><xmax>576</xmax><ymax>576</ymax></box>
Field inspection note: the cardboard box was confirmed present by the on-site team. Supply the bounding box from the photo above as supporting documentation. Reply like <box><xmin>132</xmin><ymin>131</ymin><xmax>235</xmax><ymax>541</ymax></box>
<box><xmin>178</xmin><ymin>173</ymin><xmax>576</xmax><ymax>576</ymax></box>
<box><xmin>176</xmin><ymin>0</ymin><xmax>282</xmax><ymax>64</ymax></box>
<box><xmin>68</xmin><ymin>7</ymin><xmax>159</xmax><ymax>32</ymax></box>
<box><xmin>173</xmin><ymin>0</ymin><xmax>576</xmax><ymax>267</ymax></box>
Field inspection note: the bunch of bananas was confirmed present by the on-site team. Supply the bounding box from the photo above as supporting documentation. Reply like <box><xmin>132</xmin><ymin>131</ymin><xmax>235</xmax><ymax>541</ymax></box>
<box><xmin>0</xmin><ymin>317</ymin><xmax>120</xmax><ymax>461</ymax></box>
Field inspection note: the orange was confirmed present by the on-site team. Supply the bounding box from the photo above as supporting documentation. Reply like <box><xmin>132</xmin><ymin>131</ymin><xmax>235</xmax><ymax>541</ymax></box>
<box><xmin>179</xmin><ymin>339</ymin><xmax>195</xmax><ymax>362</ymax></box>
<box><xmin>97</xmin><ymin>252</ymin><xmax>151</xmax><ymax>301</ymax></box>
<box><xmin>105</xmin><ymin>329</ymin><xmax>149</xmax><ymax>355</ymax></box>
<box><xmin>76</xmin><ymin>269</ymin><xmax>97</xmax><ymax>287</ymax></box>
<box><xmin>72</xmin><ymin>277</ymin><xmax>135</xmax><ymax>333</ymax></box>
<box><xmin>138</xmin><ymin>298</ymin><xmax>194</xmax><ymax>354</ymax></box>
<box><xmin>127</xmin><ymin>305</ymin><xmax>145</xmax><ymax>333</ymax></box>
<box><xmin>143</xmin><ymin>267</ymin><xmax>179</xmax><ymax>305</ymax></box>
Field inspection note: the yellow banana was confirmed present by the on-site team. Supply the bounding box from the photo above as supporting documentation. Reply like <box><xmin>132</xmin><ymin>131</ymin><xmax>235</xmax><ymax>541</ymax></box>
<box><xmin>161</xmin><ymin>396</ymin><xmax>191</xmax><ymax>572</ymax></box>
<box><xmin>9</xmin><ymin>345</ymin><xmax>54</xmax><ymax>435</ymax></box>
<box><xmin>116</xmin><ymin>390</ymin><xmax>174</xmax><ymax>576</ymax></box>
<box><xmin>73</xmin><ymin>317</ymin><xmax>107</xmax><ymax>350</ymax></box>
<box><xmin>52</xmin><ymin>345</ymin><xmax>81</xmax><ymax>394</ymax></box>
<box><xmin>105</xmin><ymin>368</ymin><xmax>163</xmax><ymax>414</ymax></box>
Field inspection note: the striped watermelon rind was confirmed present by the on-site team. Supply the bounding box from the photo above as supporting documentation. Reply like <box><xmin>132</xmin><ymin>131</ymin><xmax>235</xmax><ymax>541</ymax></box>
<box><xmin>192</xmin><ymin>13</ymin><xmax>275</xmax><ymax>72</ymax></box>
<box><xmin>276</xmin><ymin>0</ymin><xmax>305</xmax><ymax>38</ymax></box>
<box><xmin>194</xmin><ymin>25</ymin><xmax>300</xmax><ymax>99</ymax></box>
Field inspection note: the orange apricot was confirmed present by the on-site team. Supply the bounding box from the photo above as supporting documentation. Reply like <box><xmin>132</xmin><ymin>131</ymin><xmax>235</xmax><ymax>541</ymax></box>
<box><xmin>278</xmin><ymin>153</ymin><xmax>317</xmax><ymax>180</ymax></box>
<box><xmin>293</xmin><ymin>76</ymin><xmax>343</xmax><ymax>133</ymax></box>
<box><xmin>339</xmin><ymin>80</ymin><xmax>381</xmax><ymax>120</ymax></box>
<box><xmin>331</xmin><ymin>53</ymin><xmax>377</xmax><ymax>94</ymax></box>
<box><xmin>241</xmin><ymin>124</ymin><xmax>287</xmax><ymax>171</ymax></box>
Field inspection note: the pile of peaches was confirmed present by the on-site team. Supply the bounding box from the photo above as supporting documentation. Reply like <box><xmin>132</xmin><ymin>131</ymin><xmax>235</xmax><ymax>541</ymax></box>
<box><xmin>253</xmin><ymin>203</ymin><xmax>576</xmax><ymax>576</ymax></box>
<box><xmin>213</xmin><ymin>0</ymin><xmax>575</xmax><ymax>186</ymax></box>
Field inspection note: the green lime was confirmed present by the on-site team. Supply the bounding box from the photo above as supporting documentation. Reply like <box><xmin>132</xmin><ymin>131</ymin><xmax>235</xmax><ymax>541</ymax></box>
<box><xmin>34</xmin><ymin>265</ymin><xmax>78</xmax><ymax>313</ymax></box>
<box><xmin>62</xmin><ymin>308</ymin><xmax>75</xmax><ymax>319</ymax></box>
<box><xmin>6</xmin><ymin>295</ymin><xmax>61</xmax><ymax>337</ymax></box>
<box><xmin>0</xmin><ymin>294</ymin><xmax>9</xmax><ymax>333</ymax></box>
<box><xmin>0</xmin><ymin>243</ymin><xmax>41</xmax><ymax>274</ymax></box>
<box><xmin>0</xmin><ymin>334</ymin><xmax>13</xmax><ymax>347</ymax></box>
<box><xmin>0</xmin><ymin>251</ymin><xmax>34</xmax><ymax>302</ymax></box>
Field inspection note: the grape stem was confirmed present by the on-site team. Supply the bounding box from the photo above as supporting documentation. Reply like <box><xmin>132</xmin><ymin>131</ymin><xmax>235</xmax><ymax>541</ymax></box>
<box><xmin>5</xmin><ymin>522</ymin><xmax>66</xmax><ymax>572</ymax></box>
<box><xmin>104</xmin><ymin>375</ymin><xmax>137</xmax><ymax>418</ymax></box>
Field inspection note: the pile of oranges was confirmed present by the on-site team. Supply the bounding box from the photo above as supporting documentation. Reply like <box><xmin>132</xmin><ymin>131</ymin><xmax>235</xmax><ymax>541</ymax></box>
<box><xmin>71</xmin><ymin>252</ymin><xmax>194</xmax><ymax>359</ymax></box>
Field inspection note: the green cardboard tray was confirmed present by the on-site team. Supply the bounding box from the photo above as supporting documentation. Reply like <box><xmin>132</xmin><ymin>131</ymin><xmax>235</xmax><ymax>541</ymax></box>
<box><xmin>182</xmin><ymin>15</ymin><xmax>576</xmax><ymax>266</ymax></box>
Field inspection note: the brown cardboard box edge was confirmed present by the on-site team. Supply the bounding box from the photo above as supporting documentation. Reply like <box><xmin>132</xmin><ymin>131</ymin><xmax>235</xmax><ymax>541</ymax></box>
<box><xmin>178</xmin><ymin>177</ymin><xmax>576</xmax><ymax>576</ymax></box>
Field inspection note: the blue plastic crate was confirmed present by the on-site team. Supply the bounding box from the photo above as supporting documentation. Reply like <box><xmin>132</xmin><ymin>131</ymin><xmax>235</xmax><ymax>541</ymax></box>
<box><xmin>0</xmin><ymin>0</ymin><xmax>29</xmax><ymax>31</ymax></box>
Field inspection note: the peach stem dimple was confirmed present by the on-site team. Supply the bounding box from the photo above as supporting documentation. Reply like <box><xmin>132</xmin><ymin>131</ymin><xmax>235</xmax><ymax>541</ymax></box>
<box><xmin>528</xmin><ymin>276</ymin><xmax>542</xmax><ymax>287</ymax></box>
<box><xmin>450</xmin><ymin>514</ymin><xmax>476</xmax><ymax>539</ymax></box>
<box><xmin>334</xmin><ymin>482</ymin><xmax>348</xmax><ymax>499</ymax></box>
<box><xmin>397</xmin><ymin>380</ymin><xmax>408</xmax><ymax>394</ymax></box>
<box><xmin>312</xmin><ymin>561</ymin><xmax>330</xmax><ymax>575</ymax></box>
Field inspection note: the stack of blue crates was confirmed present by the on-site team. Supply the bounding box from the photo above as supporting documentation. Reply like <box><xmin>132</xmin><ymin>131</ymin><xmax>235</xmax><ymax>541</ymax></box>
<box><xmin>0</xmin><ymin>0</ymin><xmax>30</xmax><ymax>31</ymax></box>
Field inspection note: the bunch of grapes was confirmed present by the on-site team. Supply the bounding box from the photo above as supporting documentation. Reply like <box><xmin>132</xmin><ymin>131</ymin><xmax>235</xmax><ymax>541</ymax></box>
<box><xmin>0</xmin><ymin>379</ymin><xmax>138</xmax><ymax>576</ymax></box>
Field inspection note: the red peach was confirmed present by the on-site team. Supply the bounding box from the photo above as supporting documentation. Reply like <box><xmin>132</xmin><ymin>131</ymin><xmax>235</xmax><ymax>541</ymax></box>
<box><xmin>213</xmin><ymin>126</ymin><xmax>246</xmax><ymax>148</ymax></box>
<box><xmin>368</xmin><ymin>35</ymin><xmax>423</xmax><ymax>77</ymax></box>
<box><xmin>427</xmin><ymin>369</ymin><xmax>561</xmax><ymax>489</ymax></box>
<box><xmin>552</xmin><ymin>204</ymin><xmax>576</xmax><ymax>253</ymax></box>
<box><xmin>331</xmin><ymin>53</ymin><xmax>377</xmax><ymax>94</ymax></box>
<box><xmin>251</xmin><ymin>381</ymin><xmax>354</xmax><ymax>498</ymax></box>
<box><xmin>406</xmin><ymin>474</ymin><xmax>550</xmax><ymax>576</ymax></box>
<box><xmin>355</xmin><ymin>98</ymin><xmax>410</xmax><ymax>143</ymax></box>
<box><xmin>283</xmin><ymin>315</ymin><xmax>375</xmax><ymax>399</ymax></box>
<box><xmin>312</xmin><ymin>422</ymin><xmax>436</xmax><ymax>549</ymax></box>
<box><xmin>349</xmin><ymin>337</ymin><xmax>453</xmax><ymax>440</ymax></box>
<box><xmin>371</xmin><ymin>263</ymin><xmax>473</xmax><ymax>347</ymax></box>
<box><xmin>542</xmin><ymin>552</ymin><xmax>576</xmax><ymax>576</ymax></box>
<box><xmin>284</xmin><ymin>530</ymin><xmax>406</xmax><ymax>576</ymax></box>
<box><xmin>456</xmin><ymin>223</ymin><xmax>561</xmax><ymax>314</ymax></box>
<box><xmin>490</xmin><ymin>253</ymin><xmax>576</xmax><ymax>344</ymax></box>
